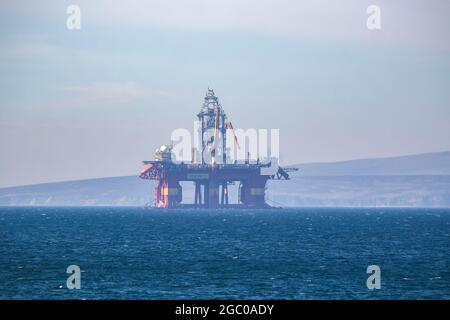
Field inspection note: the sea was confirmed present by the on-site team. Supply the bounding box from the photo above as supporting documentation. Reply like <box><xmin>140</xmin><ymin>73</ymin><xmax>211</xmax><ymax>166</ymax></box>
<box><xmin>0</xmin><ymin>207</ymin><xmax>448</xmax><ymax>299</ymax></box>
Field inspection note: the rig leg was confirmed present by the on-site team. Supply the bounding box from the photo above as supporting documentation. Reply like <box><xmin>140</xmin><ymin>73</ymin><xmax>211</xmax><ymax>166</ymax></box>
<box><xmin>220</xmin><ymin>182</ymin><xmax>229</xmax><ymax>206</ymax></box>
<box><xmin>224</xmin><ymin>184</ymin><xmax>229</xmax><ymax>205</ymax></box>
<box><xmin>194</xmin><ymin>182</ymin><xmax>200</xmax><ymax>205</ymax></box>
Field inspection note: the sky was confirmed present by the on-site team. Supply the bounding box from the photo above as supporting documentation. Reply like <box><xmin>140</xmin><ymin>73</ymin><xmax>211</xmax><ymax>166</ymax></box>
<box><xmin>0</xmin><ymin>0</ymin><xmax>449</xmax><ymax>187</ymax></box>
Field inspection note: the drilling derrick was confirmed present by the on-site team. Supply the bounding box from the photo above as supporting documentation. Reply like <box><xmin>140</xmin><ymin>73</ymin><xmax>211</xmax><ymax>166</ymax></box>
<box><xmin>139</xmin><ymin>89</ymin><xmax>295</xmax><ymax>208</ymax></box>
<box><xmin>198</xmin><ymin>88</ymin><xmax>228</xmax><ymax>166</ymax></box>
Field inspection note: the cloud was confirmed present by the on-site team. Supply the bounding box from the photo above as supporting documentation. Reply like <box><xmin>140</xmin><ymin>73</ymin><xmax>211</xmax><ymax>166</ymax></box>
<box><xmin>0</xmin><ymin>42</ymin><xmax>67</xmax><ymax>57</ymax></box>
<box><xmin>57</xmin><ymin>83</ymin><xmax>173</xmax><ymax>109</ymax></box>
<box><xmin>62</xmin><ymin>82</ymin><xmax>148</xmax><ymax>105</ymax></box>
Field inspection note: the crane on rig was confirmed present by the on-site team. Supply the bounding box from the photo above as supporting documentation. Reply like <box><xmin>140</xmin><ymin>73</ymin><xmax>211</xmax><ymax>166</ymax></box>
<box><xmin>273</xmin><ymin>167</ymin><xmax>299</xmax><ymax>180</ymax></box>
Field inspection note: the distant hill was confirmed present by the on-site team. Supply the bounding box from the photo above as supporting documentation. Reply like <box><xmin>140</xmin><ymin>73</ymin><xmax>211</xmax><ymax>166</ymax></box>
<box><xmin>266</xmin><ymin>175</ymin><xmax>450</xmax><ymax>207</ymax></box>
<box><xmin>0</xmin><ymin>176</ymin><xmax>152</xmax><ymax>206</ymax></box>
<box><xmin>292</xmin><ymin>151</ymin><xmax>450</xmax><ymax>176</ymax></box>
<box><xmin>1</xmin><ymin>151</ymin><xmax>449</xmax><ymax>207</ymax></box>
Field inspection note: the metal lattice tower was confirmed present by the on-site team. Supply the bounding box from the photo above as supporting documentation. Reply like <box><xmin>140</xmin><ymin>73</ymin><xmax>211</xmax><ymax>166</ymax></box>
<box><xmin>197</xmin><ymin>89</ymin><xmax>228</xmax><ymax>164</ymax></box>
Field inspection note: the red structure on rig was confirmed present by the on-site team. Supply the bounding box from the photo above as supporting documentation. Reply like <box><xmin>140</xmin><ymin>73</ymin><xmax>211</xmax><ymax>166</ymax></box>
<box><xmin>139</xmin><ymin>89</ymin><xmax>296</xmax><ymax>208</ymax></box>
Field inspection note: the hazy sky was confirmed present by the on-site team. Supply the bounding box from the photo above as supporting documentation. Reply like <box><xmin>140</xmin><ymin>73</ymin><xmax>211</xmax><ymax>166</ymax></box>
<box><xmin>1</xmin><ymin>0</ymin><xmax>450</xmax><ymax>187</ymax></box>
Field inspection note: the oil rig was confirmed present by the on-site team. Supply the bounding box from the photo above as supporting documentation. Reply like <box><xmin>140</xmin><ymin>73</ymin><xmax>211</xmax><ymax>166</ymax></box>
<box><xmin>139</xmin><ymin>89</ymin><xmax>296</xmax><ymax>208</ymax></box>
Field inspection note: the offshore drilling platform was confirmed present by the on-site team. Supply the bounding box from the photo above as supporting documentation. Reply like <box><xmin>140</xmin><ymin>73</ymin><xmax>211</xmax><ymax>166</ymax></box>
<box><xmin>139</xmin><ymin>89</ymin><xmax>296</xmax><ymax>208</ymax></box>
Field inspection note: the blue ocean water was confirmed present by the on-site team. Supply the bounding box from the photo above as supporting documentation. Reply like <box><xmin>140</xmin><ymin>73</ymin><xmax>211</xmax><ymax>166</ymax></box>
<box><xmin>0</xmin><ymin>207</ymin><xmax>448</xmax><ymax>299</ymax></box>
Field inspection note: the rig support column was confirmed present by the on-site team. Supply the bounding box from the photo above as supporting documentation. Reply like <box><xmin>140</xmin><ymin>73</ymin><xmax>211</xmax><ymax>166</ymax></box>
<box><xmin>156</xmin><ymin>179</ymin><xmax>182</xmax><ymax>208</ymax></box>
